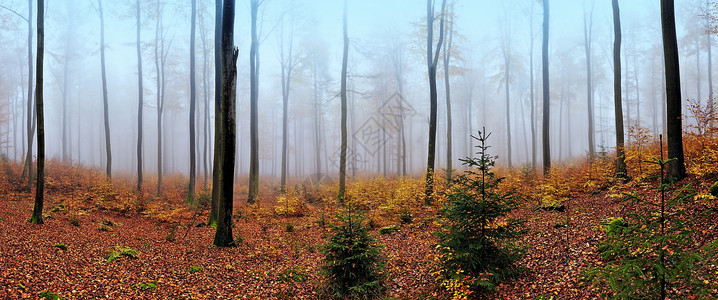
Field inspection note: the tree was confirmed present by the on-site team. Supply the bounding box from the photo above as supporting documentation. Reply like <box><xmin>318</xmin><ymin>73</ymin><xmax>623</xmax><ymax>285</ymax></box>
<box><xmin>136</xmin><ymin>0</ymin><xmax>144</xmax><ymax>192</ymax></box>
<box><xmin>584</xmin><ymin>0</ymin><xmax>596</xmax><ymax>159</ymax></box>
<box><xmin>541</xmin><ymin>0</ymin><xmax>550</xmax><ymax>176</ymax></box>
<box><xmin>97</xmin><ymin>0</ymin><xmax>112</xmax><ymax>178</ymax></box>
<box><xmin>612</xmin><ymin>0</ymin><xmax>627</xmax><ymax>181</ymax></box>
<box><xmin>527</xmin><ymin>0</ymin><xmax>537</xmax><ymax>170</ymax></box>
<box><xmin>209</xmin><ymin>0</ymin><xmax>221</xmax><ymax>226</ymax></box>
<box><xmin>338</xmin><ymin>0</ymin><xmax>348</xmax><ymax>201</ymax></box>
<box><xmin>661</xmin><ymin>0</ymin><xmax>686</xmax><ymax>181</ymax></box>
<box><xmin>188</xmin><ymin>0</ymin><xmax>197</xmax><ymax>203</ymax></box>
<box><xmin>278</xmin><ymin>1</ymin><xmax>301</xmax><ymax>192</ymax></box>
<box><xmin>498</xmin><ymin>10</ymin><xmax>514</xmax><ymax>168</ymax></box>
<box><xmin>30</xmin><ymin>0</ymin><xmax>44</xmax><ymax>225</ymax></box>
<box><xmin>154</xmin><ymin>0</ymin><xmax>173</xmax><ymax>195</ymax></box>
<box><xmin>213</xmin><ymin>0</ymin><xmax>238</xmax><ymax>248</ymax></box>
<box><xmin>424</xmin><ymin>0</ymin><xmax>447</xmax><ymax>204</ymax></box>
<box><xmin>443</xmin><ymin>2</ymin><xmax>456</xmax><ymax>181</ymax></box>
<box><xmin>247</xmin><ymin>0</ymin><xmax>259</xmax><ymax>204</ymax></box>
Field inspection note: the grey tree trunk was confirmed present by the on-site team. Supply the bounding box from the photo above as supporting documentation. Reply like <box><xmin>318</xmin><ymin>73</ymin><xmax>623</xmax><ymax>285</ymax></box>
<box><xmin>584</xmin><ymin>3</ymin><xmax>595</xmax><ymax>159</ymax></box>
<box><xmin>502</xmin><ymin>44</ymin><xmax>512</xmax><ymax>168</ymax></box>
<box><xmin>213</xmin><ymin>0</ymin><xmax>237</xmax><ymax>248</ymax></box>
<box><xmin>444</xmin><ymin>18</ymin><xmax>454</xmax><ymax>181</ymax></box>
<box><xmin>529</xmin><ymin>1</ymin><xmax>536</xmax><ymax>170</ymax></box>
<box><xmin>542</xmin><ymin>0</ymin><xmax>551</xmax><ymax>176</ymax></box>
<box><xmin>188</xmin><ymin>0</ymin><xmax>197</xmax><ymax>203</ymax></box>
<box><xmin>424</xmin><ymin>0</ymin><xmax>447</xmax><ymax>204</ymax></box>
<box><xmin>613</xmin><ymin>0</ymin><xmax>627</xmax><ymax>181</ymax></box>
<box><xmin>22</xmin><ymin>0</ymin><xmax>34</xmax><ymax>186</ymax></box>
<box><xmin>338</xmin><ymin>0</ymin><xmax>348</xmax><ymax>200</ymax></box>
<box><xmin>209</xmin><ymin>0</ymin><xmax>222</xmax><ymax>226</ymax></box>
<box><xmin>661</xmin><ymin>0</ymin><xmax>686</xmax><ymax>181</ymax></box>
<box><xmin>99</xmin><ymin>0</ymin><xmax>112</xmax><ymax>178</ymax></box>
<box><xmin>30</xmin><ymin>0</ymin><xmax>44</xmax><ymax>225</ymax></box>
<box><xmin>248</xmin><ymin>0</ymin><xmax>259</xmax><ymax>204</ymax></box>
<box><xmin>279</xmin><ymin>15</ymin><xmax>296</xmax><ymax>192</ymax></box>
<box><xmin>136</xmin><ymin>0</ymin><xmax>144</xmax><ymax>192</ymax></box>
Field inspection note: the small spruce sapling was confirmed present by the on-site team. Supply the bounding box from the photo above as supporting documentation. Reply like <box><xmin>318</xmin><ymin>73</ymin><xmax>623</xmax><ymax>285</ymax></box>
<box><xmin>321</xmin><ymin>209</ymin><xmax>385</xmax><ymax>299</ymax></box>
<box><xmin>585</xmin><ymin>135</ymin><xmax>718</xmax><ymax>299</ymax></box>
<box><xmin>436</xmin><ymin>129</ymin><xmax>527</xmax><ymax>293</ymax></box>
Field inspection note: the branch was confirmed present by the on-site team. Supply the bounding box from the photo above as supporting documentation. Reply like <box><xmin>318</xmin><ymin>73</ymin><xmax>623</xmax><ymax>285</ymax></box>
<box><xmin>0</xmin><ymin>4</ymin><xmax>29</xmax><ymax>22</ymax></box>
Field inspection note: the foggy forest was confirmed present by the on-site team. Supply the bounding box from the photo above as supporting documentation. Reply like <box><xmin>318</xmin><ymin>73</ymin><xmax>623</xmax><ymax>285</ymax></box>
<box><xmin>1</xmin><ymin>0</ymin><xmax>718</xmax><ymax>298</ymax></box>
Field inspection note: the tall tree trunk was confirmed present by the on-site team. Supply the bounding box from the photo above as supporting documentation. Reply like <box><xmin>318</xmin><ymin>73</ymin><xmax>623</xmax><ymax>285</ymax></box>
<box><xmin>30</xmin><ymin>0</ymin><xmax>44</xmax><ymax>225</ymax></box>
<box><xmin>612</xmin><ymin>0</ymin><xmax>627</xmax><ymax>181</ymax></box>
<box><xmin>213</xmin><ymin>0</ymin><xmax>237</xmax><ymax>248</ymax></box>
<box><xmin>584</xmin><ymin>3</ymin><xmax>595</xmax><ymax>159</ymax></box>
<box><xmin>708</xmin><ymin>0</ymin><xmax>714</xmax><ymax>122</ymax></box>
<box><xmin>661</xmin><ymin>0</ymin><xmax>686</xmax><ymax>181</ymax></box>
<box><xmin>155</xmin><ymin>0</ymin><xmax>163</xmax><ymax>195</ymax></box>
<box><xmin>209</xmin><ymin>0</ymin><xmax>222</xmax><ymax>226</ymax></box>
<box><xmin>247</xmin><ymin>0</ymin><xmax>259</xmax><ymax>204</ymax></box>
<box><xmin>280</xmin><ymin>17</ymin><xmax>295</xmax><ymax>192</ymax></box>
<box><xmin>136</xmin><ymin>0</ymin><xmax>144</xmax><ymax>193</ymax></box>
<box><xmin>99</xmin><ymin>0</ymin><xmax>112</xmax><ymax>178</ymax></box>
<box><xmin>542</xmin><ymin>0</ymin><xmax>551</xmax><ymax>176</ymax></box>
<box><xmin>200</xmin><ymin>9</ymin><xmax>209</xmax><ymax>190</ymax></box>
<box><xmin>62</xmin><ymin>50</ymin><xmax>68</xmax><ymax>163</ymax></box>
<box><xmin>444</xmin><ymin>18</ymin><xmax>454</xmax><ymax>181</ymax></box>
<box><xmin>313</xmin><ymin>58</ymin><xmax>321</xmax><ymax>182</ymax></box>
<box><xmin>503</xmin><ymin>46</ymin><xmax>512</xmax><ymax>168</ymax></box>
<box><xmin>188</xmin><ymin>0</ymin><xmax>197</xmax><ymax>203</ymax></box>
<box><xmin>338</xmin><ymin>0</ymin><xmax>349</xmax><ymax>200</ymax></box>
<box><xmin>22</xmin><ymin>0</ymin><xmax>34</xmax><ymax>186</ymax></box>
<box><xmin>424</xmin><ymin>0</ymin><xmax>447</xmax><ymax>204</ymax></box>
<box><xmin>530</xmin><ymin>1</ymin><xmax>536</xmax><ymax>170</ymax></box>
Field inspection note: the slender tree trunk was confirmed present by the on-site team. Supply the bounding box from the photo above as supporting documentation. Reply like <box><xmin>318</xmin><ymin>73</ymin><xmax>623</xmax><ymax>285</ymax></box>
<box><xmin>542</xmin><ymin>0</ymin><xmax>551</xmax><ymax>176</ymax></box>
<box><xmin>503</xmin><ymin>47</ymin><xmax>512</xmax><ymax>168</ymax></box>
<box><xmin>661</xmin><ymin>0</ymin><xmax>686</xmax><ymax>181</ymax></box>
<box><xmin>584</xmin><ymin>4</ymin><xmax>595</xmax><ymax>159</ymax></box>
<box><xmin>188</xmin><ymin>0</ymin><xmax>197</xmax><ymax>202</ymax></box>
<box><xmin>209</xmin><ymin>0</ymin><xmax>222</xmax><ymax>226</ymax></box>
<box><xmin>62</xmin><ymin>51</ymin><xmax>68</xmax><ymax>163</ymax></box>
<box><xmin>247</xmin><ymin>0</ymin><xmax>259</xmax><ymax>204</ymax></box>
<box><xmin>99</xmin><ymin>0</ymin><xmax>112</xmax><ymax>178</ymax></box>
<box><xmin>136</xmin><ymin>0</ymin><xmax>144</xmax><ymax>192</ymax></box>
<box><xmin>338</xmin><ymin>0</ymin><xmax>349</xmax><ymax>200</ymax></box>
<box><xmin>613</xmin><ymin>0</ymin><xmax>627</xmax><ymax>181</ymax></box>
<box><xmin>425</xmin><ymin>0</ymin><xmax>447</xmax><ymax>204</ymax></box>
<box><xmin>530</xmin><ymin>1</ymin><xmax>536</xmax><ymax>170</ymax></box>
<box><xmin>313</xmin><ymin>59</ymin><xmax>321</xmax><ymax>182</ymax></box>
<box><xmin>213</xmin><ymin>0</ymin><xmax>237</xmax><ymax>248</ymax></box>
<box><xmin>708</xmin><ymin>2</ymin><xmax>714</xmax><ymax>122</ymax></box>
<box><xmin>200</xmin><ymin>9</ymin><xmax>209</xmax><ymax>190</ymax></box>
<box><xmin>444</xmin><ymin>19</ymin><xmax>454</xmax><ymax>181</ymax></box>
<box><xmin>279</xmin><ymin>19</ymin><xmax>295</xmax><ymax>192</ymax></box>
<box><xmin>22</xmin><ymin>0</ymin><xmax>34</xmax><ymax>185</ymax></box>
<box><xmin>30</xmin><ymin>0</ymin><xmax>44</xmax><ymax>225</ymax></box>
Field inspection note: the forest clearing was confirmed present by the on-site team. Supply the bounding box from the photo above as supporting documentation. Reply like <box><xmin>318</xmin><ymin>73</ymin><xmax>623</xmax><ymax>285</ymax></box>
<box><xmin>1</xmin><ymin>126</ymin><xmax>717</xmax><ymax>299</ymax></box>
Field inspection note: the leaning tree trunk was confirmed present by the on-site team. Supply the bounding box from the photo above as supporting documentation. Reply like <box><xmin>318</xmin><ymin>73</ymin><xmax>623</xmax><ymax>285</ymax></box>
<box><xmin>612</xmin><ymin>0</ymin><xmax>627</xmax><ymax>181</ymax></box>
<box><xmin>542</xmin><ymin>0</ymin><xmax>551</xmax><ymax>176</ymax></box>
<box><xmin>30</xmin><ymin>0</ymin><xmax>44</xmax><ymax>225</ymax></box>
<box><xmin>213</xmin><ymin>0</ymin><xmax>238</xmax><ymax>248</ymax></box>
<box><xmin>661</xmin><ymin>0</ymin><xmax>686</xmax><ymax>181</ymax></box>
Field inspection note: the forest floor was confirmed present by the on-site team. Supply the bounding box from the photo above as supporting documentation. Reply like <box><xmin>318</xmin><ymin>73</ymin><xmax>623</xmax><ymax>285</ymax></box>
<box><xmin>0</xmin><ymin>156</ymin><xmax>717</xmax><ymax>299</ymax></box>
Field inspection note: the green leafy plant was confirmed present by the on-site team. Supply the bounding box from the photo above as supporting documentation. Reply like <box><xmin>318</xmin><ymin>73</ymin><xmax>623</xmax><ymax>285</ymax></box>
<box><xmin>187</xmin><ymin>266</ymin><xmax>204</xmax><ymax>274</ymax></box>
<box><xmin>38</xmin><ymin>291</ymin><xmax>64</xmax><ymax>300</ymax></box>
<box><xmin>53</xmin><ymin>244</ymin><xmax>67</xmax><ymax>251</ymax></box>
<box><xmin>132</xmin><ymin>281</ymin><xmax>157</xmax><ymax>292</ymax></box>
<box><xmin>106</xmin><ymin>247</ymin><xmax>139</xmax><ymax>263</ymax></box>
<box><xmin>436</xmin><ymin>129</ymin><xmax>527</xmax><ymax>294</ymax></box>
<box><xmin>278</xmin><ymin>265</ymin><xmax>308</xmax><ymax>283</ymax></box>
<box><xmin>378</xmin><ymin>225</ymin><xmax>399</xmax><ymax>235</ymax></box>
<box><xmin>321</xmin><ymin>209</ymin><xmax>385</xmax><ymax>299</ymax></box>
<box><xmin>584</xmin><ymin>136</ymin><xmax>718</xmax><ymax>299</ymax></box>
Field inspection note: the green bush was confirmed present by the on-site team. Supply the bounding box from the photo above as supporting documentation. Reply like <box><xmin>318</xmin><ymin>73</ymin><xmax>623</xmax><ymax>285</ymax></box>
<box><xmin>436</xmin><ymin>129</ymin><xmax>527</xmax><ymax>293</ymax></box>
<box><xmin>321</xmin><ymin>210</ymin><xmax>385</xmax><ymax>299</ymax></box>
<box><xmin>53</xmin><ymin>244</ymin><xmax>67</xmax><ymax>251</ymax></box>
<box><xmin>584</xmin><ymin>155</ymin><xmax>718</xmax><ymax>299</ymax></box>
<box><xmin>132</xmin><ymin>282</ymin><xmax>157</xmax><ymax>292</ymax></box>
<box><xmin>106</xmin><ymin>247</ymin><xmax>139</xmax><ymax>263</ymax></box>
<box><xmin>278</xmin><ymin>265</ymin><xmax>308</xmax><ymax>283</ymax></box>
<box><xmin>38</xmin><ymin>291</ymin><xmax>64</xmax><ymax>300</ymax></box>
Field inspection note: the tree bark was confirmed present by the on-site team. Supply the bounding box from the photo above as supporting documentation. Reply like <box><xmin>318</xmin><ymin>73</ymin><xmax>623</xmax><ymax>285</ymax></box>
<box><xmin>22</xmin><ymin>0</ymin><xmax>34</xmax><ymax>187</ymax></box>
<box><xmin>661</xmin><ymin>0</ymin><xmax>686</xmax><ymax>181</ymax></box>
<box><xmin>542</xmin><ymin>0</ymin><xmax>551</xmax><ymax>176</ymax></box>
<box><xmin>444</xmin><ymin>17</ymin><xmax>454</xmax><ymax>181</ymax></box>
<box><xmin>209</xmin><ymin>0</ymin><xmax>222</xmax><ymax>226</ymax></box>
<box><xmin>338</xmin><ymin>0</ymin><xmax>349</xmax><ymax>200</ymax></box>
<box><xmin>188</xmin><ymin>0</ymin><xmax>197</xmax><ymax>203</ymax></box>
<box><xmin>613</xmin><ymin>0</ymin><xmax>627</xmax><ymax>181</ymax></box>
<box><xmin>99</xmin><ymin>0</ymin><xmax>112</xmax><ymax>178</ymax></box>
<box><xmin>247</xmin><ymin>0</ymin><xmax>259</xmax><ymax>204</ymax></box>
<box><xmin>584</xmin><ymin>3</ymin><xmax>595</xmax><ymax>159</ymax></box>
<box><xmin>424</xmin><ymin>0</ymin><xmax>447</xmax><ymax>204</ymax></box>
<box><xmin>213</xmin><ymin>0</ymin><xmax>237</xmax><ymax>247</ymax></box>
<box><xmin>529</xmin><ymin>1</ymin><xmax>536</xmax><ymax>170</ymax></box>
<box><xmin>30</xmin><ymin>0</ymin><xmax>44</xmax><ymax>225</ymax></box>
<box><xmin>136</xmin><ymin>0</ymin><xmax>144</xmax><ymax>193</ymax></box>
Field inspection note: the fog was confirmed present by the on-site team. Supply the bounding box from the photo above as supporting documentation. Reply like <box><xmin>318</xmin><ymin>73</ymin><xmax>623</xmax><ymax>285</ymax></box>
<box><xmin>0</xmin><ymin>0</ymin><xmax>712</xmax><ymax>181</ymax></box>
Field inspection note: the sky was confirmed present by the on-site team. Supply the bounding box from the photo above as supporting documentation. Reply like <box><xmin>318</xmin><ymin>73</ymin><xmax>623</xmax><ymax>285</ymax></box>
<box><xmin>0</xmin><ymin>0</ymin><xmax>713</xmax><ymax>178</ymax></box>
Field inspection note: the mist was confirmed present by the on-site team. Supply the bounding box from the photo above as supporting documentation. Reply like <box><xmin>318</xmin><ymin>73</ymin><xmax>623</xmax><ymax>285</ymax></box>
<box><xmin>0</xmin><ymin>0</ymin><xmax>712</xmax><ymax>182</ymax></box>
